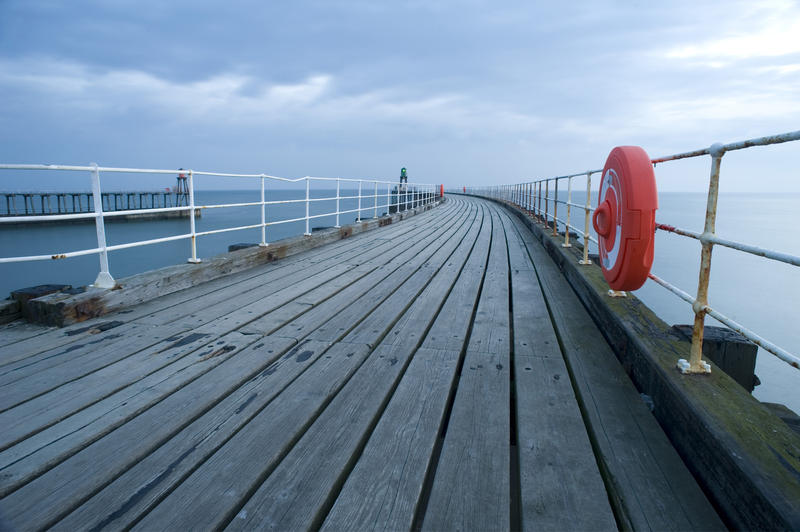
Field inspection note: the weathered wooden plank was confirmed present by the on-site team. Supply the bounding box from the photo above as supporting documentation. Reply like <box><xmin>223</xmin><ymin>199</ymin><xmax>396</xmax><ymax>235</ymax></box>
<box><xmin>0</xmin><ymin>323</ymin><xmax>186</xmax><ymax>412</ymax></box>
<box><xmin>320</xmin><ymin>207</ymin><xmax>492</xmax><ymax>529</ymax></box>
<box><xmin>322</xmin><ymin>346</ymin><xmax>462</xmax><ymax>530</ymax></box>
<box><xmin>238</xmin><ymin>219</ymin><xmax>453</xmax><ymax>337</ymax></box>
<box><xmin>421</xmin><ymin>206</ymin><xmax>512</xmax><ymax>531</ymax></box>
<box><xmin>169</xmin><ymin>262</ymin><xmax>353</xmax><ymax>330</ymax></box>
<box><xmin>498</xmin><ymin>208</ymin><xmax>617</xmax><ymax>530</ymax></box>
<box><xmin>0</xmin><ymin>331</ymin><xmax>259</xmax><ymax>492</ymax></box>
<box><xmin>465</xmin><ymin>209</ymin><xmax>510</xmax><ymax>355</ymax></box>
<box><xmin>0</xmin><ymin>323</ymin><xmax>248</xmax><ymax>450</ymax></box>
<box><xmin>275</xmin><ymin>205</ymin><xmax>475</xmax><ymax>343</ymax></box>
<box><xmin>0</xmin><ymin>320</ymin><xmax>53</xmax><ymax>349</ymax></box>
<box><xmin>343</xmin><ymin>205</ymin><xmax>480</xmax><ymax>347</ymax></box>
<box><xmin>517</xmin><ymin>212</ymin><xmax>726</xmax><ymax>531</ymax></box>
<box><xmin>127</xmin><ymin>340</ymin><xmax>376</xmax><ymax>531</ymax></box>
<box><xmin>130</xmin><ymin>206</ymin><xmax>476</xmax><ymax>527</ymax></box>
<box><xmin>515</xmin><ymin>355</ymin><xmax>618</xmax><ymax>531</ymax></box>
<box><xmin>420</xmin><ymin>205</ymin><xmax>490</xmax><ymax>352</ymax></box>
<box><xmin>54</xmin><ymin>340</ymin><xmax>362</xmax><ymax>531</ymax></box>
<box><xmin>227</xmin><ymin>344</ymin><xmax>444</xmax><ymax>531</ymax></box>
<box><xmin>0</xmin><ymin>321</ymin><xmax>140</xmax><ymax>382</ymax></box>
<box><xmin>421</xmin><ymin>349</ymin><xmax>511</xmax><ymax>531</ymax></box>
<box><xmin>0</xmin><ymin>335</ymin><xmax>297</xmax><ymax>529</ymax></box>
<box><xmin>241</xmin><ymin>203</ymin><xmax>473</xmax><ymax>338</ymax></box>
<box><xmin>0</xmin><ymin>318</ymin><xmax>129</xmax><ymax>369</ymax></box>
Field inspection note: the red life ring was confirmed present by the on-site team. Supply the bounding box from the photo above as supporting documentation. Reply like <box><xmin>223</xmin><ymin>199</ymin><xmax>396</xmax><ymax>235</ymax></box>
<box><xmin>592</xmin><ymin>146</ymin><xmax>658</xmax><ymax>291</ymax></box>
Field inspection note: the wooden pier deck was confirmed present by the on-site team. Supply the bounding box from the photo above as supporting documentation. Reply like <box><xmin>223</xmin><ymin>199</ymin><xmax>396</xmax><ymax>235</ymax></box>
<box><xmin>0</xmin><ymin>196</ymin><xmax>725</xmax><ymax>531</ymax></box>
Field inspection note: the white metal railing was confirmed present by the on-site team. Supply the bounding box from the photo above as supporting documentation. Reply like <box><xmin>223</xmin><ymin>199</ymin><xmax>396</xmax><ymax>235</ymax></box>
<box><xmin>461</xmin><ymin>130</ymin><xmax>800</xmax><ymax>374</ymax></box>
<box><xmin>0</xmin><ymin>164</ymin><xmax>439</xmax><ymax>287</ymax></box>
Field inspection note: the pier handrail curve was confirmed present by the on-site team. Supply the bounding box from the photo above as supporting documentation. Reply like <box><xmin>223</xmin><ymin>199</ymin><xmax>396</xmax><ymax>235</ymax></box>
<box><xmin>0</xmin><ymin>165</ymin><xmax>439</xmax><ymax>289</ymax></box>
<box><xmin>460</xmin><ymin>130</ymin><xmax>800</xmax><ymax>374</ymax></box>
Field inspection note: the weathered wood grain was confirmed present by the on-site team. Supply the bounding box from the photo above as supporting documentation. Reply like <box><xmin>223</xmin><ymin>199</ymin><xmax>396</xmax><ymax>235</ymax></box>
<box><xmin>465</xmin><ymin>209</ymin><xmax>510</xmax><ymax>355</ymax></box>
<box><xmin>498</xmin><ymin>208</ymin><xmax>617</xmax><ymax>530</ymax></box>
<box><xmin>55</xmin><ymin>340</ymin><xmax>350</xmax><ymax>531</ymax></box>
<box><xmin>422</xmin><ymin>207</ymin><xmax>512</xmax><ymax>531</ymax></box>
<box><xmin>228</xmin><ymin>344</ymin><xmax>449</xmax><ymax>531</ymax></box>
<box><xmin>421</xmin><ymin>349</ymin><xmax>511</xmax><ymax>532</ymax></box>
<box><xmin>0</xmin><ymin>331</ymin><xmax>259</xmax><ymax>493</ymax></box>
<box><xmin>0</xmin><ymin>323</ymin><xmax>184</xmax><ymax>412</ymax></box>
<box><xmin>0</xmin><ymin>336</ymin><xmax>297</xmax><ymax>529</ymax></box>
<box><xmin>518</xmin><ymin>211</ymin><xmax>725</xmax><ymax>531</ymax></box>
<box><xmin>129</xmin><ymin>339</ymin><xmax>380</xmax><ymax>530</ymax></box>
<box><xmin>0</xmin><ymin>326</ymin><xmax>235</xmax><ymax>451</ymax></box>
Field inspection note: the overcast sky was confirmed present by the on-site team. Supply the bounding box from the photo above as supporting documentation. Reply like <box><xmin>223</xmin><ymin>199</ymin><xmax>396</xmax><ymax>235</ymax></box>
<box><xmin>0</xmin><ymin>0</ymin><xmax>798</xmax><ymax>191</ymax></box>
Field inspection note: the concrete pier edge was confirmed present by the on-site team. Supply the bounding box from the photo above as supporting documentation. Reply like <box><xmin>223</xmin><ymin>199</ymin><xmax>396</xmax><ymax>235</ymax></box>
<box><xmin>23</xmin><ymin>200</ymin><xmax>443</xmax><ymax>327</ymax></box>
<box><xmin>484</xmin><ymin>194</ymin><xmax>800</xmax><ymax>531</ymax></box>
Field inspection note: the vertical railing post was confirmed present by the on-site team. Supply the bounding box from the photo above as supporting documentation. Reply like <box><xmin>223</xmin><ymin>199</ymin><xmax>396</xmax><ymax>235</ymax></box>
<box><xmin>374</xmin><ymin>181</ymin><xmax>378</xmax><ymax>218</ymax></box>
<box><xmin>387</xmin><ymin>183</ymin><xmax>391</xmax><ymax>214</ymax></box>
<box><xmin>335</xmin><ymin>177</ymin><xmax>341</xmax><ymax>228</ymax></box>
<box><xmin>679</xmin><ymin>145</ymin><xmax>725</xmax><ymax>374</ymax></box>
<box><xmin>579</xmin><ymin>172</ymin><xmax>593</xmax><ymax>265</ymax></box>
<box><xmin>527</xmin><ymin>183</ymin><xmax>531</xmax><ymax>213</ymax></box>
<box><xmin>553</xmin><ymin>178</ymin><xmax>559</xmax><ymax>236</ymax></box>
<box><xmin>260</xmin><ymin>174</ymin><xmax>267</xmax><ymax>247</ymax></box>
<box><xmin>187</xmin><ymin>169</ymin><xmax>201</xmax><ymax>263</ymax></box>
<box><xmin>544</xmin><ymin>180</ymin><xmax>549</xmax><ymax>228</ymax></box>
<box><xmin>356</xmin><ymin>180</ymin><xmax>362</xmax><ymax>222</ymax></box>
<box><xmin>304</xmin><ymin>176</ymin><xmax>311</xmax><ymax>236</ymax></box>
<box><xmin>563</xmin><ymin>176</ymin><xmax>572</xmax><ymax>247</ymax></box>
<box><xmin>89</xmin><ymin>163</ymin><xmax>115</xmax><ymax>288</ymax></box>
<box><xmin>536</xmin><ymin>182</ymin><xmax>541</xmax><ymax>219</ymax></box>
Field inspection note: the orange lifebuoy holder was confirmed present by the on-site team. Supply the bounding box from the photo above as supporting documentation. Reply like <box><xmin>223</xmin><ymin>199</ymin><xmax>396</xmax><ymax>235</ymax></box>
<box><xmin>592</xmin><ymin>146</ymin><xmax>658</xmax><ymax>291</ymax></box>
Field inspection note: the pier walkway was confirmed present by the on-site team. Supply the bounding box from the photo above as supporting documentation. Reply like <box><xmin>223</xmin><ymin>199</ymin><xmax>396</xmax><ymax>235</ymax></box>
<box><xmin>0</xmin><ymin>196</ymin><xmax>724</xmax><ymax>530</ymax></box>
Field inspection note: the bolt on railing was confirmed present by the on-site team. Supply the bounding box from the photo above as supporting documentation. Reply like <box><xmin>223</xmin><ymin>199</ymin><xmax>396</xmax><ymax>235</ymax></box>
<box><xmin>461</xmin><ymin>129</ymin><xmax>800</xmax><ymax>374</ymax></box>
<box><xmin>0</xmin><ymin>164</ymin><xmax>440</xmax><ymax>289</ymax></box>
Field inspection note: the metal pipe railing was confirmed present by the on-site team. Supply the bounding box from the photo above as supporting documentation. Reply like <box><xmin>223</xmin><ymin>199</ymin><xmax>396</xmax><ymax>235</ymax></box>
<box><xmin>0</xmin><ymin>163</ymin><xmax>439</xmax><ymax>287</ymax></box>
<box><xmin>461</xmin><ymin>129</ymin><xmax>800</xmax><ymax>373</ymax></box>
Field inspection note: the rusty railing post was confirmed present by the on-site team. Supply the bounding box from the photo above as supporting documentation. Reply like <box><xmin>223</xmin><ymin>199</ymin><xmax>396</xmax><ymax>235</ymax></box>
<box><xmin>579</xmin><ymin>171</ymin><xmax>593</xmax><ymax>265</ymax></box>
<box><xmin>678</xmin><ymin>144</ymin><xmax>725</xmax><ymax>374</ymax></box>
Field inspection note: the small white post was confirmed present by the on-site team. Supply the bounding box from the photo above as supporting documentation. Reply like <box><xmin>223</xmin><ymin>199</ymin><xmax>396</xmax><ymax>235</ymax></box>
<box><xmin>356</xmin><ymin>180</ymin><xmax>362</xmax><ymax>221</ymax></box>
<box><xmin>374</xmin><ymin>180</ymin><xmax>378</xmax><ymax>218</ymax></box>
<box><xmin>260</xmin><ymin>174</ymin><xmax>268</xmax><ymax>247</ymax></box>
<box><xmin>305</xmin><ymin>176</ymin><xmax>311</xmax><ymax>235</ymax></box>
<box><xmin>335</xmin><ymin>177</ymin><xmax>341</xmax><ymax>228</ymax></box>
<box><xmin>563</xmin><ymin>176</ymin><xmax>572</xmax><ymax>247</ymax></box>
<box><xmin>187</xmin><ymin>170</ymin><xmax>201</xmax><ymax>263</ymax></box>
<box><xmin>89</xmin><ymin>163</ymin><xmax>115</xmax><ymax>288</ymax></box>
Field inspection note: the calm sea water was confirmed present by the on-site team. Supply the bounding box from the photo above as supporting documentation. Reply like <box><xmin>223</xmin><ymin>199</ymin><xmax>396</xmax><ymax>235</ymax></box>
<box><xmin>1</xmin><ymin>189</ymin><xmax>798</xmax><ymax>412</ymax></box>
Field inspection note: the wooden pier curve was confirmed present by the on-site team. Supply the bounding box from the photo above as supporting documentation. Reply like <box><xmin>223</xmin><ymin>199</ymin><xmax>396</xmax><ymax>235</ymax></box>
<box><xmin>0</xmin><ymin>194</ymin><xmax>782</xmax><ymax>530</ymax></box>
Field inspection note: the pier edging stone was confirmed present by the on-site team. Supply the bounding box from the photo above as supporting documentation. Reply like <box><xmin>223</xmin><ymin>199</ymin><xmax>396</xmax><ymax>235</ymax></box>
<box><xmin>24</xmin><ymin>201</ymin><xmax>442</xmax><ymax>327</ymax></box>
<box><xmin>475</xmin><ymin>194</ymin><xmax>800</xmax><ymax>531</ymax></box>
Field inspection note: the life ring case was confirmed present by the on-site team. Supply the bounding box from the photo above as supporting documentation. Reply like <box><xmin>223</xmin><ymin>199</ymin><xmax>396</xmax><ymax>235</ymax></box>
<box><xmin>592</xmin><ymin>146</ymin><xmax>658</xmax><ymax>291</ymax></box>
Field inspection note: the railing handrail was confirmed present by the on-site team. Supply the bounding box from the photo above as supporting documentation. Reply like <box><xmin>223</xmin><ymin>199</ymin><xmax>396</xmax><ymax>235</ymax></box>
<box><xmin>0</xmin><ymin>164</ymin><xmax>440</xmax><ymax>289</ymax></box>
<box><xmin>460</xmin><ymin>130</ymin><xmax>800</xmax><ymax>373</ymax></box>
